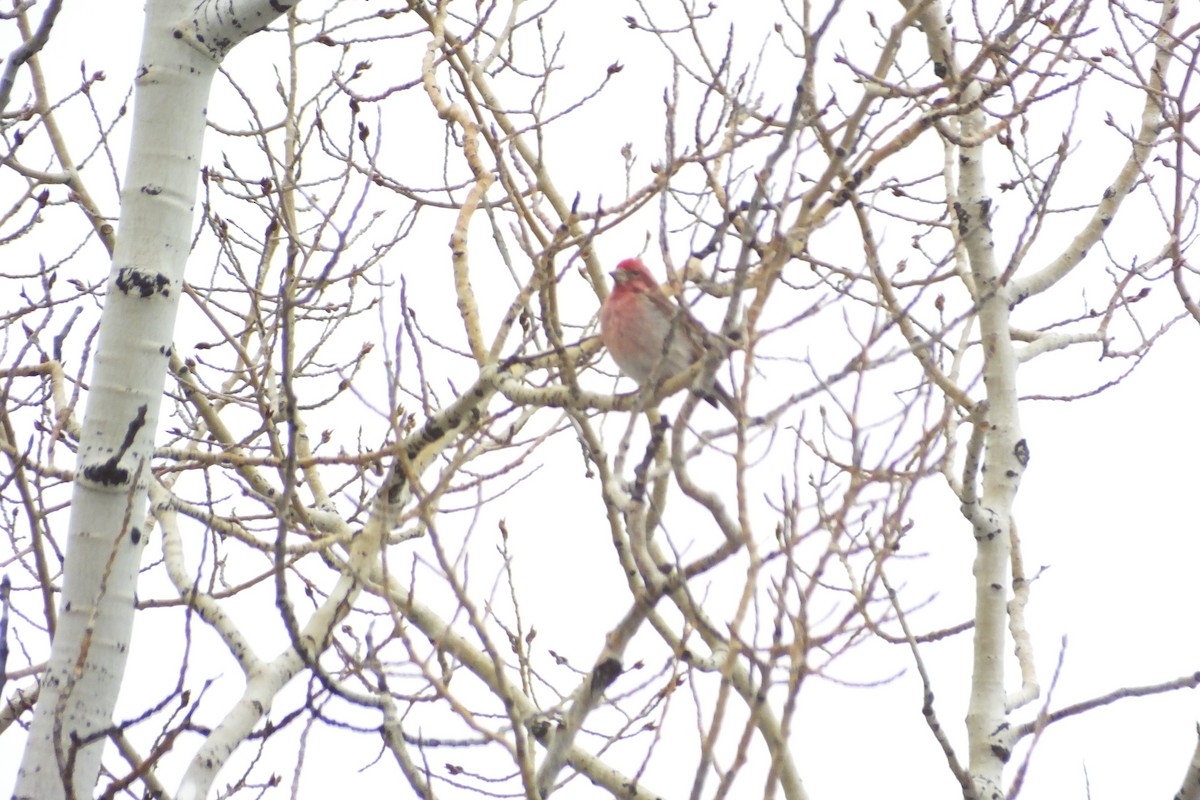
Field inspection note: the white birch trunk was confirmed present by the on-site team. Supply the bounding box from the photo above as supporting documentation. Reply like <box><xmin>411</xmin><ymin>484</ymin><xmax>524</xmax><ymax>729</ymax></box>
<box><xmin>957</xmin><ymin>79</ymin><xmax>1024</xmax><ymax>796</ymax></box>
<box><xmin>13</xmin><ymin>2</ymin><xmax>290</xmax><ymax>797</ymax></box>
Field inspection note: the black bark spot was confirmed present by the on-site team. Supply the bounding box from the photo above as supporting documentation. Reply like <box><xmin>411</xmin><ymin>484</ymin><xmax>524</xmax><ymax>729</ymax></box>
<box><xmin>1014</xmin><ymin>438</ymin><xmax>1030</xmax><ymax>466</ymax></box>
<box><xmin>82</xmin><ymin>405</ymin><xmax>148</xmax><ymax>486</ymax></box>
<box><xmin>83</xmin><ymin>460</ymin><xmax>129</xmax><ymax>486</ymax></box>
<box><xmin>592</xmin><ymin>658</ymin><xmax>622</xmax><ymax>695</ymax></box>
<box><xmin>115</xmin><ymin>267</ymin><xmax>170</xmax><ymax>299</ymax></box>
<box><xmin>529</xmin><ymin>718</ymin><xmax>550</xmax><ymax>739</ymax></box>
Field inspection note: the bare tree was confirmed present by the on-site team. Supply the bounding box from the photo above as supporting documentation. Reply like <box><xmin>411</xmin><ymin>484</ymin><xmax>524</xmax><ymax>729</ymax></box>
<box><xmin>1</xmin><ymin>0</ymin><xmax>1197</xmax><ymax>798</ymax></box>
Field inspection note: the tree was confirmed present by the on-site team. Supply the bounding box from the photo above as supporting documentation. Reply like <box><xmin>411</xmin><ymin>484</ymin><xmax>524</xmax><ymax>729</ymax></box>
<box><xmin>1</xmin><ymin>0</ymin><xmax>1198</xmax><ymax>798</ymax></box>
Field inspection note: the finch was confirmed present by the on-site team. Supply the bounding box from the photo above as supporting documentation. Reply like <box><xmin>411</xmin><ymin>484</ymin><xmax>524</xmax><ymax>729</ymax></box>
<box><xmin>599</xmin><ymin>257</ymin><xmax>736</xmax><ymax>412</ymax></box>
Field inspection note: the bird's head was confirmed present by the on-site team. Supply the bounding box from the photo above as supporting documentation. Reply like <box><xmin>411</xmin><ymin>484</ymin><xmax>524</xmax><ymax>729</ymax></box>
<box><xmin>610</xmin><ymin>258</ymin><xmax>657</xmax><ymax>293</ymax></box>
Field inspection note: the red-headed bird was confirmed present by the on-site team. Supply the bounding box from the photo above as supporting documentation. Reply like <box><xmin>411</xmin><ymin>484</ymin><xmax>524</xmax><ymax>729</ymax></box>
<box><xmin>599</xmin><ymin>257</ymin><xmax>736</xmax><ymax>412</ymax></box>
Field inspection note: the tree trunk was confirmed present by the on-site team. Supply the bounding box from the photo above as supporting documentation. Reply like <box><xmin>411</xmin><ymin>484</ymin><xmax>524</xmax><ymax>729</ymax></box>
<box><xmin>13</xmin><ymin>2</ymin><xmax>290</xmax><ymax>796</ymax></box>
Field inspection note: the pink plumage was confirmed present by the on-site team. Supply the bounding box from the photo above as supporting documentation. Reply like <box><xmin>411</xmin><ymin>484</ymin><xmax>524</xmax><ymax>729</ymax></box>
<box><xmin>599</xmin><ymin>258</ymin><xmax>735</xmax><ymax>411</ymax></box>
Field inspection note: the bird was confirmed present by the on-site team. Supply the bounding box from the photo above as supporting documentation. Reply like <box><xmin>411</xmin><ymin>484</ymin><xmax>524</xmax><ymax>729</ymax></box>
<box><xmin>599</xmin><ymin>257</ymin><xmax>737</xmax><ymax>412</ymax></box>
